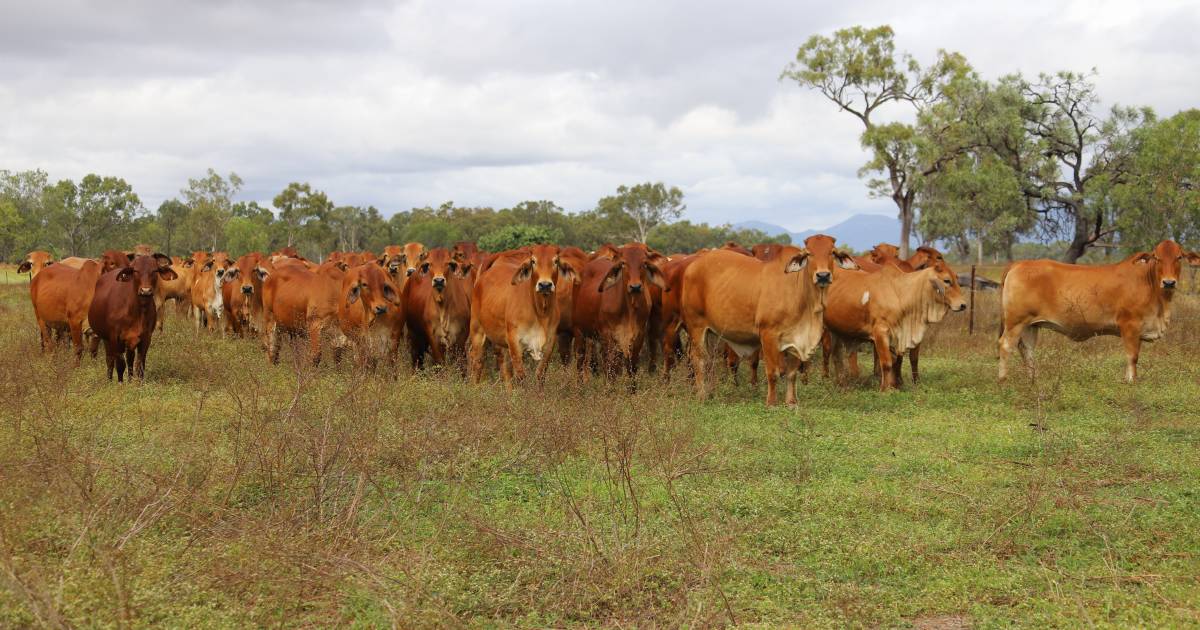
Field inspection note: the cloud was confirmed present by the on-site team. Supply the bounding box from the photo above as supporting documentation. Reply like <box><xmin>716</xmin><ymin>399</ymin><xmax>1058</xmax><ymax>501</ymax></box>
<box><xmin>1</xmin><ymin>0</ymin><xmax>1195</xmax><ymax>233</ymax></box>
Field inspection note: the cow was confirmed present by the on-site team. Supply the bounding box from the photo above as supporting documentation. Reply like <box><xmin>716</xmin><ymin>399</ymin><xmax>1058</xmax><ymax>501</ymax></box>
<box><xmin>402</xmin><ymin>248</ymin><xmax>472</xmax><ymax>369</ymax></box>
<box><xmin>468</xmin><ymin>244</ymin><xmax>577</xmax><ymax>387</ymax></box>
<box><xmin>258</xmin><ymin>258</ymin><xmax>348</xmax><ymax>365</ymax></box>
<box><xmin>551</xmin><ymin>246</ymin><xmax>590</xmax><ymax>365</ymax></box>
<box><xmin>87</xmin><ymin>254</ymin><xmax>178</xmax><ymax>381</ymax></box>
<box><xmin>724</xmin><ymin>242</ymin><xmax>793</xmax><ymax>385</ymax></box>
<box><xmin>681</xmin><ymin>235</ymin><xmax>857</xmax><ymax>405</ymax></box>
<box><xmin>379</xmin><ymin>242</ymin><xmax>426</xmax><ymax>280</ymax></box>
<box><xmin>152</xmin><ymin>255</ymin><xmax>196</xmax><ymax>331</ymax></box>
<box><xmin>29</xmin><ymin>259</ymin><xmax>104</xmax><ymax>363</ymax></box>
<box><xmin>337</xmin><ymin>262</ymin><xmax>404</xmax><ymax>368</ymax></box>
<box><xmin>823</xmin><ymin>263</ymin><xmax>966</xmax><ymax>390</ymax></box>
<box><xmin>751</xmin><ymin>243</ymin><xmax>784</xmax><ymax>261</ymax></box>
<box><xmin>190</xmin><ymin>252</ymin><xmax>231</xmax><ymax>332</ymax></box>
<box><xmin>656</xmin><ymin>253</ymin><xmax>701</xmax><ymax>380</ymax></box>
<box><xmin>572</xmin><ymin>243</ymin><xmax>666</xmax><ymax>380</ymax></box>
<box><xmin>17</xmin><ymin>250</ymin><xmax>55</xmax><ymax>276</ymax></box>
<box><xmin>220</xmin><ymin>252</ymin><xmax>266</xmax><ymax>338</ymax></box>
<box><xmin>998</xmin><ymin>240</ymin><xmax>1200</xmax><ymax>383</ymax></box>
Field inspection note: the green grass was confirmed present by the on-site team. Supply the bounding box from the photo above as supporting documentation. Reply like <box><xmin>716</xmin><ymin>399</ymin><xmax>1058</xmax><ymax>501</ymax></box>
<box><xmin>1</xmin><ymin>281</ymin><xmax>1198</xmax><ymax>628</ymax></box>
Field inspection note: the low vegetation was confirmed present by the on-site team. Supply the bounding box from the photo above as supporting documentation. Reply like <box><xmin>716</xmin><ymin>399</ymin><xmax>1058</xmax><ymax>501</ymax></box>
<box><xmin>1</xmin><ymin>272</ymin><xmax>1198</xmax><ymax>627</ymax></box>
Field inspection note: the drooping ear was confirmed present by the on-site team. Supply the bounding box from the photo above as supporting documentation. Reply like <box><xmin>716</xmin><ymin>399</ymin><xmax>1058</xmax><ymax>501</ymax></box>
<box><xmin>929</xmin><ymin>276</ymin><xmax>946</xmax><ymax>296</ymax></box>
<box><xmin>375</xmin><ymin>255</ymin><xmax>388</xmax><ymax>268</ymax></box>
<box><xmin>599</xmin><ymin>262</ymin><xmax>624</xmax><ymax>292</ymax></box>
<box><xmin>419</xmin><ymin>251</ymin><xmax>429</xmax><ymax>262</ymax></box>
<box><xmin>255</xmin><ymin>266</ymin><xmax>270</xmax><ymax>281</ymax></box>
<box><xmin>784</xmin><ymin>252</ymin><xmax>810</xmax><ymax>273</ymax></box>
<box><xmin>45</xmin><ymin>260</ymin><xmax>54</xmax><ymax>267</ymax></box>
<box><xmin>420</xmin><ymin>261</ymin><xmax>430</xmax><ymax>275</ymax></box>
<box><xmin>152</xmin><ymin>253</ymin><xmax>171</xmax><ymax>267</ymax></box>
<box><xmin>334</xmin><ymin>261</ymin><xmax>349</xmax><ymax>271</ymax></box>
<box><xmin>644</xmin><ymin>262</ymin><xmax>667</xmax><ymax>290</ymax></box>
<box><xmin>125</xmin><ymin>252</ymin><xmax>136</xmax><ymax>262</ymax></box>
<box><xmin>457</xmin><ymin>261</ymin><xmax>473</xmax><ymax>277</ymax></box>
<box><xmin>1186</xmin><ymin>251</ymin><xmax>1200</xmax><ymax>266</ymax></box>
<box><xmin>382</xmin><ymin>282</ymin><xmax>399</xmax><ymax>304</ymax></box>
<box><xmin>511</xmin><ymin>260</ymin><xmax>534</xmax><ymax>285</ymax></box>
<box><xmin>202</xmin><ymin>260</ymin><xmax>214</xmax><ymax>271</ymax></box>
<box><xmin>157</xmin><ymin>267</ymin><xmax>178</xmax><ymax>281</ymax></box>
<box><xmin>116</xmin><ymin>267</ymin><xmax>135</xmax><ymax>282</ymax></box>
<box><xmin>347</xmin><ymin>283</ymin><xmax>362</xmax><ymax>304</ymax></box>
<box><xmin>17</xmin><ymin>261</ymin><xmax>32</xmax><ymax>273</ymax></box>
<box><xmin>556</xmin><ymin>259</ymin><xmax>577</xmax><ymax>285</ymax></box>
<box><xmin>1132</xmin><ymin>252</ymin><xmax>1154</xmax><ymax>264</ymax></box>
<box><xmin>182</xmin><ymin>258</ymin><xmax>195</xmax><ymax>268</ymax></box>
<box><xmin>834</xmin><ymin>250</ymin><xmax>859</xmax><ymax>270</ymax></box>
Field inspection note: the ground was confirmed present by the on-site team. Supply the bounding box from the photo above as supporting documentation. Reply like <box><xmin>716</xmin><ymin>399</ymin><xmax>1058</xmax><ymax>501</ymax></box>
<box><xmin>1</xmin><ymin>265</ymin><xmax>1198</xmax><ymax>628</ymax></box>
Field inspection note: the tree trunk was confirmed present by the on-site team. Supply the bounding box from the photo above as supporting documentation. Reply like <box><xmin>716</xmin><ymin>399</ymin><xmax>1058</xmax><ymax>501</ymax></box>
<box><xmin>898</xmin><ymin>201</ymin><xmax>914</xmax><ymax>259</ymax></box>
<box><xmin>976</xmin><ymin>237</ymin><xmax>983</xmax><ymax>266</ymax></box>
<box><xmin>1063</xmin><ymin>211</ymin><xmax>1091</xmax><ymax>263</ymax></box>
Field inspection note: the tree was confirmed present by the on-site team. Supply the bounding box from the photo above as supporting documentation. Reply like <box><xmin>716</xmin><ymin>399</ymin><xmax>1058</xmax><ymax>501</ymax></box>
<box><xmin>988</xmin><ymin>71</ymin><xmax>1151</xmax><ymax>262</ymax></box>
<box><xmin>0</xmin><ymin>169</ymin><xmax>50</xmax><ymax>260</ymax></box>
<box><xmin>273</xmin><ymin>182</ymin><xmax>333</xmax><ymax>251</ymax></box>
<box><xmin>647</xmin><ymin>221</ymin><xmax>788</xmax><ymax>254</ymax></box>
<box><xmin>181</xmin><ymin>169</ymin><xmax>242</xmax><ymax>252</ymax></box>
<box><xmin>596</xmin><ymin>182</ymin><xmax>686</xmax><ymax>243</ymax></box>
<box><xmin>155</xmin><ymin>199</ymin><xmax>190</xmax><ymax>256</ymax></box>
<box><xmin>45</xmin><ymin>174</ymin><xmax>143</xmax><ymax>256</ymax></box>
<box><xmin>1115</xmin><ymin>109</ymin><xmax>1200</xmax><ymax>250</ymax></box>
<box><xmin>781</xmin><ymin>25</ymin><xmax>974</xmax><ymax>257</ymax></box>
<box><xmin>478</xmin><ymin>224</ymin><xmax>564</xmax><ymax>252</ymax></box>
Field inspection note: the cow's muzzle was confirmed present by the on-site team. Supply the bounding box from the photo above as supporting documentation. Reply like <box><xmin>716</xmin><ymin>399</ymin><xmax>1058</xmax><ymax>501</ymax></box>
<box><xmin>138</xmin><ymin>287</ymin><xmax>154</xmax><ymax>297</ymax></box>
<box><xmin>536</xmin><ymin>280</ymin><xmax>555</xmax><ymax>294</ymax></box>
<box><xmin>1162</xmin><ymin>279</ymin><xmax>1178</xmax><ymax>289</ymax></box>
<box><xmin>241</xmin><ymin>285</ymin><xmax>253</xmax><ymax>295</ymax></box>
<box><xmin>628</xmin><ymin>283</ymin><xmax>643</xmax><ymax>294</ymax></box>
<box><xmin>406</xmin><ymin>267</ymin><xmax>417</xmax><ymax>277</ymax></box>
<box><xmin>953</xmin><ymin>303</ymin><xmax>967</xmax><ymax>312</ymax></box>
<box><xmin>432</xmin><ymin>276</ymin><xmax>446</xmax><ymax>291</ymax></box>
<box><xmin>815</xmin><ymin>271</ymin><xmax>832</xmax><ymax>286</ymax></box>
<box><xmin>374</xmin><ymin>304</ymin><xmax>387</xmax><ymax>315</ymax></box>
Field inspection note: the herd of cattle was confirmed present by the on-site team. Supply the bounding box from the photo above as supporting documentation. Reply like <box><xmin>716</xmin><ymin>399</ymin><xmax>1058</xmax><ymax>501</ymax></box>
<box><xmin>17</xmin><ymin>236</ymin><xmax>1198</xmax><ymax>404</ymax></box>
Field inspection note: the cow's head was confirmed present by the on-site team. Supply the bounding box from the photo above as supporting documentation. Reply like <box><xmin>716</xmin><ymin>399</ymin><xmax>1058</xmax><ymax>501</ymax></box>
<box><xmin>395</xmin><ymin>242</ymin><xmax>427</xmax><ymax>277</ymax></box>
<box><xmin>346</xmin><ymin>262</ymin><xmax>400</xmax><ymax>324</ymax></box>
<box><xmin>1135</xmin><ymin>240</ymin><xmax>1197</xmax><ymax>291</ymax></box>
<box><xmin>928</xmin><ymin>259</ymin><xmax>967</xmax><ymax>312</ymax></box>
<box><xmin>100</xmin><ymin>250</ymin><xmax>133</xmax><ymax>273</ymax></box>
<box><xmin>17</xmin><ymin>250</ymin><xmax>54</xmax><ymax>275</ymax></box>
<box><xmin>223</xmin><ymin>253</ymin><xmax>263</xmax><ymax>296</ymax></box>
<box><xmin>117</xmin><ymin>253</ymin><xmax>177</xmax><ymax>298</ymax></box>
<box><xmin>869</xmin><ymin>243</ymin><xmax>901</xmax><ymax>266</ymax></box>
<box><xmin>420</xmin><ymin>248</ymin><xmax>469</xmax><ymax>295</ymax></box>
<box><xmin>598</xmin><ymin>244</ymin><xmax>666</xmax><ymax>297</ymax></box>
<box><xmin>453</xmin><ymin>241</ymin><xmax>480</xmax><ymax>260</ymax></box>
<box><xmin>801</xmin><ymin>234</ymin><xmax>858</xmax><ymax>287</ymax></box>
<box><xmin>909</xmin><ymin>246</ymin><xmax>945</xmax><ymax>270</ymax></box>
<box><xmin>511</xmin><ymin>244</ymin><xmax>577</xmax><ymax>295</ymax></box>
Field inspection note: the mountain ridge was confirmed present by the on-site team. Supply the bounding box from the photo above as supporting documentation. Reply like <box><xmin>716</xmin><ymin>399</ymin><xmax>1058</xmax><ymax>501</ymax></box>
<box><xmin>733</xmin><ymin>214</ymin><xmax>907</xmax><ymax>252</ymax></box>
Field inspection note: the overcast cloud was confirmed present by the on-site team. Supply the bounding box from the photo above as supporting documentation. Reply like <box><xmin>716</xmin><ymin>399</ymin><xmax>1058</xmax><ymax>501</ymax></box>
<box><xmin>1</xmin><ymin>0</ymin><xmax>1196</xmax><ymax>231</ymax></box>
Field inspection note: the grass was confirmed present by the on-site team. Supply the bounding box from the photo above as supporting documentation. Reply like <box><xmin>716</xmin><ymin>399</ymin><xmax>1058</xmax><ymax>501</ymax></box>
<box><xmin>1</xmin><ymin>277</ymin><xmax>1199</xmax><ymax>628</ymax></box>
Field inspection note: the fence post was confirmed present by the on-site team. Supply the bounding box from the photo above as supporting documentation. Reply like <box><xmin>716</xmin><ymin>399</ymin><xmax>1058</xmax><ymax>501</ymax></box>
<box><xmin>968</xmin><ymin>264</ymin><xmax>977</xmax><ymax>335</ymax></box>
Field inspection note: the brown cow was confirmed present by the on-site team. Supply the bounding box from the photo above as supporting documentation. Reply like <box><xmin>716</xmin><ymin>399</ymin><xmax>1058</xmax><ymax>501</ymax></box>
<box><xmin>656</xmin><ymin>253</ymin><xmax>701</xmax><ymax>380</ymax></box>
<box><xmin>469</xmin><ymin>244</ymin><xmax>576</xmax><ymax>387</ymax></box>
<box><xmin>998</xmin><ymin>240</ymin><xmax>1200</xmax><ymax>383</ymax></box>
<box><xmin>258</xmin><ymin>259</ymin><xmax>348</xmax><ymax>365</ymax></box>
<box><xmin>681</xmin><ymin>235</ymin><xmax>857</xmax><ymax>405</ymax></box>
<box><xmin>553</xmin><ymin>246</ymin><xmax>590</xmax><ymax>364</ymax></box>
<box><xmin>824</xmin><ymin>264</ymin><xmax>966</xmax><ymax>391</ymax></box>
<box><xmin>29</xmin><ymin>259</ymin><xmax>103</xmax><ymax>362</ymax></box>
<box><xmin>380</xmin><ymin>242</ymin><xmax>427</xmax><ymax>280</ymax></box>
<box><xmin>88</xmin><ymin>254</ymin><xmax>178</xmax><ymax>381</ymax></box>
<box><xmin>572</xmin><ymin>243</ymin><xmax>666</xmax><ymax>380</ymax></box>
<box><xmin>17</xmin><ymin>250</ymin><xmax>55</xmax><ymax>276</ymax></box>
<box><xmin>725</xmin><ymin>242</ymin><xmax>792</xmax><ymax>385</ymax></box>
<box><xmin>337</xmin><ymin>262</ymin><xmax>404</xmax><ymax>368</ymax></box>
<box><xmin>190</xmin><ymin>252</ymin><xmax>231</xmax><ymax>332</ymax></box>
<box><xmin>221</xmin><ymin>252</ymin><xmax>266</xmax><ymax>338</ymax></box>
<box><xmin>402</xmin><ymin>248</ymin><xmax>472</xmax><ymax>369</ymax></box>
<box><xmin>152</xmin><ymin>255</ymin><xmax>196</xmax><ymax>331</ymax></box>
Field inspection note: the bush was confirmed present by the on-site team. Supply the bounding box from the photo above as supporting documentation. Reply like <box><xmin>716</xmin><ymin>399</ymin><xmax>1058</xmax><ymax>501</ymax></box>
<box><xmin>478</xmin><ymin>224</ymin><xmax>564</xmax><ymax>252</ymax></box>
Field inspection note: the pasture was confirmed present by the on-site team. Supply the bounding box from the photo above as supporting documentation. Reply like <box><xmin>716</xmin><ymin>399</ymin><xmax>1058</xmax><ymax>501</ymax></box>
<box><xmin>1</xmin><ymin>269</ymin><xmax>1198</xmax><ymax>628</ymax></box>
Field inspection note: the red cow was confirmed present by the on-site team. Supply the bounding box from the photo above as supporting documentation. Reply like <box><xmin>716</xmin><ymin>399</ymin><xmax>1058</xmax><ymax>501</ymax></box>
<box><xmin>402</xmin><ymin>248</ymin><xmax>472</xmax><ymax>369</ymax></box>
<box><xmin>88</xmin><ymin>254</ymin><xmax>178</xmax><ymax>381</ymax></box>
<box><xmin>572</xmin><ymin>243</ymin><xmax>666</xmax><ymax>379</ymax></box>
<box><xmin>29</xmin><ymin>259</ymin><xmax>104</xmax><ymax>363</ymax></box>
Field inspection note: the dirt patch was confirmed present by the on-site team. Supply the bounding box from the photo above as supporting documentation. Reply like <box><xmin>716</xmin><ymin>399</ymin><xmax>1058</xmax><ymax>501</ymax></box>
<box><xmin>911</xmin><ymin>614</ymin><xmax>972</xmax><ymax>630</ymax></box>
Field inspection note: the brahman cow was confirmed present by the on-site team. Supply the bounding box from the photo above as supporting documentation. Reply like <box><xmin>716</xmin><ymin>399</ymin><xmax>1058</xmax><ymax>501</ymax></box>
<box><xmin>29</xmin><ymin>259</ymin><xmax>103</xmax><ymax>362</ymax></box>
<box><xmin>402</xmin><ymin>248</ymin><xmax>472</xmax><ymax>369</ymax></box>
<box><xmin>998</xmin><ymin>239</ymin><xmax>1199</xmax><ymax>383</ymax></box>
<box><xmin>17</xmin><ymin>250</ymin><xmax>55</xmax><ymax>276</ymax></box>
<box><xmin>572</xmin><ymin>243</ymin><xmax>666</xmax><ymax>380</ymax></box>
<box><xmin>258</xmin><ymin>258</ymin><xmax>348</xmax><ymax>365</ymax></box>
<box><xmin>88</xmin><ymin>253</ymin><xmax>177</xmax><ymax>381</ymax></box>
<box><xmin>468</xmin><ymin>244</ymin><xmax>576</xmax><ymax>387</ymax></box>
<box><xmin>220</xmin><ymin>252</ymin><xmax>265</xmax><ymax>338</ymax></box>
<box><xmin>337</xmin><ymin>262</ymin><xmax>404</xmax><ymax>368</ymax></box>
<box><xmin>681</xmin><ymin>235</ymin><xmax>857</xmax><ymax>405</ymax></box>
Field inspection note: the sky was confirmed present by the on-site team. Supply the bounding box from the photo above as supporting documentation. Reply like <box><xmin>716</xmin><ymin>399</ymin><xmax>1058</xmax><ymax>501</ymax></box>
<box><xmin>1</xmin><ymin>0</ymin><xmax>1196</xmax><ymax>232</ymax></box>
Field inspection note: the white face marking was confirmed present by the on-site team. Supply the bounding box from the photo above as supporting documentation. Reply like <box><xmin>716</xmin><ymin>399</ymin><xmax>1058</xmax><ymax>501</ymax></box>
<box><xmin>861</xmin><ymin>291</ymin><xmax>870</xmax><ymax>305</ymax></box>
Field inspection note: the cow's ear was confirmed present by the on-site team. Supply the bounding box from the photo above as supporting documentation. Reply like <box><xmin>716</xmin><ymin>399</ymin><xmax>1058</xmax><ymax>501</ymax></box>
<box><xmin>17</xmin><ymin>261</ymin><xmax>32</xmax><ymax>273</ymax></box>
<box><xmin>1133</xmin><ymin>252</ymin><xmax>1154</xmax><ymax>264</ymax></box>
<box><xmin>599</xmin><ymin>262</ymin><xmax>624</xmax><ymax>292</ymax></box>
<box><xmin>224</xmin><ymin>268</ymin><xmax>239</xmax><ymax>280</ymax></box>
<box><xmin>420</xmin><ymin>261</ymin><xmax>430</xmax><ymax>275</ymax></box>
<box><xmin>1186</xmin><ymin>251</ymin><xmax>1200</xmax><ymax>266</ymax></box>
<box><xmin>835</xmin><ymin>250</ymin><xmax>859</xmax><ymax>270</ymax></box>
<box><xmin>511</xmin><ymin>261</ymin><xmax>534</xmax><ymax>285</ymax></box>
<box><xmin>335</xmin><ymin>261</ymin><xmax>349</xmax><ymax>271</ymax></box>
<box><xmin>158</xmin><ymin>267</ymin><xmax>178</xmax><ymax>281</ymax></box>
<box><xmin>202</xmin><ymin>260</ymin><xmax>214</xmax><ymax>271</ymax></box>
<box><xmin>126</xmin><ymin>252</ymin><xmax>136</xmax><ymax>262</ymax></box>
<box><xmin>382</xmin><ymin>282</ymin><xmax>399</xmax><ymax>304</ymax></box>
<box><xmin>557</xmin><ymin>260</ymin><xmax>577</xmax><ymax>285</ymax></box>
<box><xmin>457</xmin><ymin>261</ymin><xmax>473</xmax><ymax>277</ymax></box>
<box><xmin>152</xmin><ymin>253</ymin><xmax>171</xmax><ymax>267</ymax></box>
<box><xmin>347</xmin><ymin>283</ymin><xmax>361</xmax><ymax>304</ymax></box>
<box><xmin>644</xmin><ymin>262</ymin><xmax>667</xmax><ymax>290</ymax></box>
<box><xmin>182</xmin><ymin>258</ymin><xmax>194</xmax><ymax>268</ymax></box>
<box><xmin>255</xmin><ymin>266</ymin><xmax>270</xmax><ymax>281</ymax></box>
<box><xmin>375</xmin><ymin>255</ymin><xmax>388</xmax><ymax>267</ymax></box>
<box><xmin>784</xmin><ymin>252</ymin><xmax>810</xmax><ymax>273</ymax></box>
<box><xmin>419</xmin><ymin>251</ymin><xmax>429</xmax><ymax>262</ymax></box>
<box><xmin>929</xmin><ymin>276</ymin><xmax>946</xmax><ymax>296</ymax></box>
<box><xmin>44</xmin><ymin>260</ymin><xmax>54</xmax><ymax>267</ymax></box>
<box><xmin>116</xmin><ymin>267</ymin><xmax>135</xmax><ymax>282</ymax></box>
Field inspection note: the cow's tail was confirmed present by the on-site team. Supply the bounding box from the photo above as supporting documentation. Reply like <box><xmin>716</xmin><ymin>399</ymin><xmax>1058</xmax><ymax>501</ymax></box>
<box><xmin>997</xmin><ymin>264</ymin><xmax>1013</xmax><ymax>342</ymax></box>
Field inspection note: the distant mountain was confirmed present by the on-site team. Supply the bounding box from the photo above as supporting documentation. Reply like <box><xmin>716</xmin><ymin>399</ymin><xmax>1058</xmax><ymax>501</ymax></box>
<box><xmin>733</xmin><ymin>213</ymin><xmax>906</xmax><ymax>252</ymax></box>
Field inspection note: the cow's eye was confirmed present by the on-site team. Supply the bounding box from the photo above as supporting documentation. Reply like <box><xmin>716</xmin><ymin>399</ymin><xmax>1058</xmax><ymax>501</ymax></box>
<box><xmin>448</xmin><ymin>262</ymin><xmax>457</xmax><ymax>271</ymax></box>
<box><xmin>943</xmin><ymin>279</ymin><xmax>952</xmax><ymax>285</ymax></box>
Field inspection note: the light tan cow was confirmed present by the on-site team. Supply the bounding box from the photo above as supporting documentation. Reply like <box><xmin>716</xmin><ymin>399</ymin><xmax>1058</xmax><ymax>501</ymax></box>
<box><xmin>998</xmin><ymin>240</ymin><xmax>1200</xmax><ymax>383</ymax></box>
<box><xmin>17</xmin><ymin>251</ymin><xmax>55</xmax><ymax>276</ymax></box>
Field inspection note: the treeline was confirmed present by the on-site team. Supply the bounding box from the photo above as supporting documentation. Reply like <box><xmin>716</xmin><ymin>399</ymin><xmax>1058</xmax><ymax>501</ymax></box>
<box><xmin>783</xmin><ymin>25</ymin><xmax>1200</xmax><ymax>262</ymax></box>
<box><xmin>0</xmin><ymin>174</ymin><xmax>788</xmax><ymax>262</ymax></box>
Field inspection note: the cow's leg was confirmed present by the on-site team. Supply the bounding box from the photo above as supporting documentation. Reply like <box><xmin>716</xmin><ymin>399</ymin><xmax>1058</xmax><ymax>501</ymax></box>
<box><xmin>848</xmin><ymin>346</ymin><xmax>860</xmax><ymax>379</ymax></box>
<box><xmin>685</xmin><ymin>325</ymin><xmax>710</xmax><ymax>400</ymax></box>
<box><xmin>871</xmin><ymin>327</ymin><xmax>894</xmax><ymax>391</ymax></box>
<box><xmin>134</xmin><ymin>343</ymin><xmax>148</xmax><ymax>380</ymax></box>
<box><xmin>748</xmin><ymin>348</ymin><xmax>760</xmax><ymax>388</ymax></box>
<box><xmin>155</xmin><ymin>296</ymin><xmax>166</xmax><ymax>331</ymax></box>
<box><xmin>758</xmin><ymin>332</ymin><xmax>783</xmax><ymax>406</ymax></box>
<box><xmin>724</xmin><ymin>344</ymin><xmax>739</xmax><ymax>385</ymax></box>
<box><xmin>661</xmin><ymin>324</ymin><xmax>678</xmax><ymax>382</ymax></box>
<box><xmin>124</xmin><ymin>348</ymin><xmax>136</xmax><ymax>383</ymax></box>
<box><xmin>830</xmin><ymin>335</ymin><xmax>847</xmax><ymax>384</ymax></box>
<box><xmin>69</xmin><ymin>321</ymin><xmax>84</xmax><ymax>366</ymax></box>
<box><xmin>1118</xmin><ymin>322</ymin><xmax>1142</xmax><ymax>383</ymax></box>
<box><xmin>997</xmin><ymin>320</ymin><xmax>1028</xmax><ymax>383</ymax></box>
<box><xmin>36</xmin><ymin>317</ymin><xmax>52</xmax><ymax>353</ymax></box>
<box><xmin>103</xmin><ymin>343</ymin><xmax>115</xmax><ymax>380</ymax></box>
<box><xmin>820</xmin><ymin>330</ymin><xmax>833</xmax><ymax>378</ymax></box>
<box><xmin>558</xmin><ymin>331</ymin><xmax>573</xmax><ymax>367</ymax></box>
<box><xmin>783</xmin><ymin>354</ymin><xmax>801</xmax><ymax>406</ymax></box>
<box><xmin>505</xmin><ymin>329</ymin><xmax>527</xmax><ymax>383</ymax></box>
<box><xmin>909</xmin><ymin>344</ymin><xmax>921</xmax><ymax>384</ymax></box>
<box><xmin>499</xmin><ymin>347</ymin><xmax>514</xmax><ymax>390</ymax></box>
<box><xmin>266</xmin><ymin>321</ymin><xmax>281</xmax><ymax>365</ymax></box>
<box><xmin>535</xmin><ymin>334</ymin><xmax>555</xmax><ymax>385</ymax></box>
<box><xmin>114</xmin><ymin>348</ymin><xmax>127</xmax><ymax>383</ymax></box>
<box><xmin>307</xmin><ymin>323</ymin><xmax>323</xmax><ymax>366</ymax></box>
<box><xmin>468</xmin><ymin>326</ymin><xmax>487</xmax><ymax>384</ymax></box>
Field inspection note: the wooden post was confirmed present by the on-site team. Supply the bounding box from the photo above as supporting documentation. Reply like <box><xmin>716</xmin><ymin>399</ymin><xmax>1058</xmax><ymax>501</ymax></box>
<box><xmin>968</xmin><ymin>264</ymin><xmax>977</xmax><ymax>335</ymax></box>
